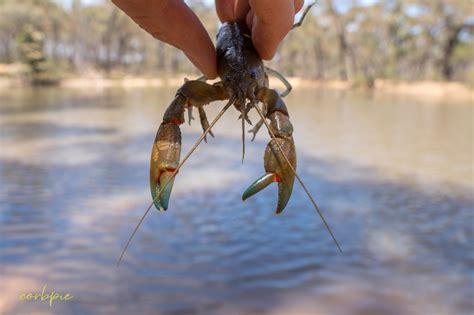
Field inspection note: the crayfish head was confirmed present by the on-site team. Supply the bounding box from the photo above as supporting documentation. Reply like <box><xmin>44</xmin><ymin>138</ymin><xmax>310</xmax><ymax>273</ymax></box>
<box><xmin>221</xmin><ymin>64</ymin><xmax>265</xmax><ymax>104</ymax></box>
<box><xmin>216</xmin><ymin>22</ymin><xmax>266</xmax><ymax>103</ymax></box>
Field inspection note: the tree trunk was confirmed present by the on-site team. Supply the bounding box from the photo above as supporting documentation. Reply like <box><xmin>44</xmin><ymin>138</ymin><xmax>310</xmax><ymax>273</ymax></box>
<box><xmin>314</xmin><ymin>37</ymin><xmax>324</xmax><ymax>80</ymax></box>
<box><xmin>1</xmin><ymin>39</ymin><xmax>13</xmax><ymax>63</ymax></box>
<box><xmin>70</xmin><ymin>0</ymin><xmax>83</xmax><ymax>72</ymax></box>
<box><xmin>441</xmin><ymin>24</ymin><xmax>463</xmax><ymax>80</ymax></box>
<box><xmin>337</xmin><ymin>32</ymin><xmax>348</xmax><ymax>80</ymax></box>
<box><xmin>327</xmin><ymin>0</ymin><xmax>348</xmax><ymax>81</ymax></box>
<box><xmin>157</xmin><ymin>43</ymin><xmax>166</xmax><ymax>72</ymax></box>
<box><xmin>103</xmin><ymin>8</ymin><xmax>119</xmax><ymax>74</ymax></box>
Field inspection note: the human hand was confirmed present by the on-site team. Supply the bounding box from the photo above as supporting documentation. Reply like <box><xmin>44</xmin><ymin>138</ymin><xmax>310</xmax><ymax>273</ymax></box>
<box><xmin>215</xmin><ymin>0</ymin><xmax>304</xmax><ymax>60</ymax></box>
<box><xmin>112</xmin><ymin>0</ymin><xmax>304</xmax><ymax>79</ymax></box>
<box><xmin>112</xmin><ymin>0</ymin><xmax>218</xmax><ymax>78</ymax></box>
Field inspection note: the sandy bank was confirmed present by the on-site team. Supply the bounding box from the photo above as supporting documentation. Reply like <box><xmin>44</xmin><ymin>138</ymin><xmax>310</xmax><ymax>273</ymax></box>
<box><xmin>1</xmin><ymin>75</ymin><xmax>472</xmax><ymax>102</ymax></box>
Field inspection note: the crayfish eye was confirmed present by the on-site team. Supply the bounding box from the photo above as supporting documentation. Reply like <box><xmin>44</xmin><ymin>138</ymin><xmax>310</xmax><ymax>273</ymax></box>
<box><xmin>249</xmin><ymin>71</ymin><xmax>256</xmax><ymax>79</ymax></box>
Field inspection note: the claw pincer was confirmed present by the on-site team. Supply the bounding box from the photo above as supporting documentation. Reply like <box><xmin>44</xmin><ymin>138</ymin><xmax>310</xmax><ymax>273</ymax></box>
<box><xmin>150</xmin><ymin>101</ymin><xmax>183</xmax><ymax>211</ymax></box>
<box><xmin>242</xmin><ymin>89</ymin><xmax>297</xmax><ymax>214</ymax></box>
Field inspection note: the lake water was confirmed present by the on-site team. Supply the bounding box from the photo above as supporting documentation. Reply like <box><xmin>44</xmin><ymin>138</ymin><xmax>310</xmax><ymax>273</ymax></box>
<box><xmin>0</xmin><ymin>86</ymin><xmax>472</xmax><ymax>315</ymax></box>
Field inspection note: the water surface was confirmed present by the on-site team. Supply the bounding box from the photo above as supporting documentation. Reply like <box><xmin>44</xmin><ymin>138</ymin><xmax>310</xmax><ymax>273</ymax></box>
<box><xmin>0</xmin><ymin>87</ymin><xmax>472</xmax><ymax>315</ymax></box>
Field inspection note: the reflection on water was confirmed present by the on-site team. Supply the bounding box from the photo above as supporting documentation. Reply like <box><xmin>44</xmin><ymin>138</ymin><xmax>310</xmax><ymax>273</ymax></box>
<box><xmin>0</xmin><ymin>87</ymin><xmax>472</xmax><ymax>315</ymax></box>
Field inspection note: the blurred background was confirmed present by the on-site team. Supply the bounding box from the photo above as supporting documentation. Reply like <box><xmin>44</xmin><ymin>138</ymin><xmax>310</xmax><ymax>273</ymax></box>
<box><xmin>0</xmin><ymin>0</ymin><xmax>473</xmax><ymax>85</ymax></box>
<box><xmin>0</xmin><ymin>1</ymin><xmax>473</xmax><ymax>315</ymax></box>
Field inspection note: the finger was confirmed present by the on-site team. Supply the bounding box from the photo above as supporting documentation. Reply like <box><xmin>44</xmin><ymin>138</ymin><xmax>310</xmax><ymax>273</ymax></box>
<box><xmin>295</xmin><ymin>0</ymin><xmax>304</xmax><ymax>13</ymax></box>
<box><xmin>249</xmin><ymin>0</ymin><xmax>295</xmax><ymax>59</ymax></box>
<box><xmin>246</xmin><ymin>0</ymin><xmax>303</xmax><ymax>30</ymax></box>
<box><xmin>112</xmin><ymin>0</ymin><xmax>217</xmax><ymax>78</ymax></box>
<box><xmin>245</xmin><ymin>9</ymin><xmax>254</xmax><ymax>29</ymax></box>
<box><xmin>216</xmin><ymin>0</ymin><xmax>250</xmax><ymax>22</ymax></box>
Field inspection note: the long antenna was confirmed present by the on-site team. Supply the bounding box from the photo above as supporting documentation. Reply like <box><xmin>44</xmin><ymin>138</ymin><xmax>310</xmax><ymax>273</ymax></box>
<box><xmin>241</xmin><ymin>103</ymin><xmax>246</xmax><ymax>163</ymax></box>
<box><xmin>252</xmin><ymin>103</ymin><xmax>342</xmax><ymax>253</ymax></box>
<box><xmin>292</xmin><ymin>1</ymin><xmax>317</xmax><ymax>30</ymax></box>
<box><xmin>117</xmin><ymin>98</ymin><xmax>235</xmax><ymax>266</ymax></box>
<box><xmin>117</xmin><ymin>200</ymin><xmax>154</xmax><ymax>266</ymax></box>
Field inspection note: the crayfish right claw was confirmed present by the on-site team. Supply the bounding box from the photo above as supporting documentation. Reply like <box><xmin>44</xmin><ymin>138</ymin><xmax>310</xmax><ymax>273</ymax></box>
<box><xmin>242</xmin><ymin>137</ymin><xmax>296</xmax><ymax>214</ymax></box>
<box><xmin>242</xmin><ymin>173</ymin><xmax>274</xmax><ymax>200</ymax></box>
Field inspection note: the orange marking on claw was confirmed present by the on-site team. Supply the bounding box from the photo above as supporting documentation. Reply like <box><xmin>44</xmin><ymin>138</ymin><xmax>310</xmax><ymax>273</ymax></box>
<box><xmin>171</xmin><ymin>118</ymin><xmax>182</xmax><ymax>125</ymax></box>
<box><xmin>158</xmin><ymin>167</ymin><xmax>177</xmax><ymax>179</ymax></box>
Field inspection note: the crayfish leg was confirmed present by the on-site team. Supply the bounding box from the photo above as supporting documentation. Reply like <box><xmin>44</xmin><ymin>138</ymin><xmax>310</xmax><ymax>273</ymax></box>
<box><xmin>198</xmin><ymin>107</ymin><xmax>214</xmax><ymax>143</ymax></box>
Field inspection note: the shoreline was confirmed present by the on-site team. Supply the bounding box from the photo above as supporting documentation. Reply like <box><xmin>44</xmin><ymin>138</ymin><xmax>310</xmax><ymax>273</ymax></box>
<box><xmin>0</xmin><ymin>76</ymin><xmax>472</xmax><ymax>102</ymax></box>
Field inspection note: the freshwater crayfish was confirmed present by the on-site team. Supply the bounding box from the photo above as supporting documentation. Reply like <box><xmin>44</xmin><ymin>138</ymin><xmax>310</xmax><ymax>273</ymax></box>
<box><xmin>118</xmin><ymin>2</ymin><xmax>340</xmax><ymax>266</ymax></box>
<box><xmin>150</xmin><ymin>23</ymin><xmax>297</xmax><ymax>214</ymax></box>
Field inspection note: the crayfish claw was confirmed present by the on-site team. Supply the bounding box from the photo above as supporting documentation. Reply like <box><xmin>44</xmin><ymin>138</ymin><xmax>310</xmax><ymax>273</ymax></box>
<box><xmin>150</xmin><ymin>79</ymin><xmax>227</xmax><ymax>212</ymax></box>
<box><xmin>150</xmin><ymin>123</ymin><xmax>181</xmax><ymax>211</ymax></box>
<box><xmin>243</xmin><ymin>137</ymin><xmax>296</xmax><ymax>214</ymax></box>
<box><xmin>242</xmin><ymin>173</ymin><xmax>275</xmax><ymax>200</ymax></box>
<box><xmin>155</xmin><ymin>171</ymin><xmax>175</xmax><ymax>210</ymax></box>
<box><xmin>275</xmin><ymin>174</ymin><xmax>294</xmax><ymax>214</ymax></box>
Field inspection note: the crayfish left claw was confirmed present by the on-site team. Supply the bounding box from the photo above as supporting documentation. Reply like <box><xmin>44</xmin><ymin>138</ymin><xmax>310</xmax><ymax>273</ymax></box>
<box><xmin>150</xmin><ymin>80</ymin><xmax>227</xmax><ymax>212</ymax></box>
<box><xmin>153</xmin><ymin>172</ymin><xmax>175</xmax><ymax>210</ymax></box>
<box><xmin>150</xmin><ymin>123</ymin><xmax>181</xmax><ymax>211</ymax></box>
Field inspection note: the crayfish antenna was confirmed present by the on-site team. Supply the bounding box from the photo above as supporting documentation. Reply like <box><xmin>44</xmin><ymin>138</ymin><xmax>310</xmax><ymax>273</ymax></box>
<box><xmin>291</xmin><ymin>1</ymin><xmax>317</xmax><ymax>30</ymax></box>
<box><xmin>117</xmin><ymin>201</ymin><xmax>154</xmax><ymax>267</ymax></box>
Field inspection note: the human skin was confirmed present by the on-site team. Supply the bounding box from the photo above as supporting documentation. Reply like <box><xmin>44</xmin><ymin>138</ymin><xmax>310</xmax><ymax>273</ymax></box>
<box><xmin>112</xmin><ymin>0</ymin><xmax>304</xmax><ymax>79</ymax></box>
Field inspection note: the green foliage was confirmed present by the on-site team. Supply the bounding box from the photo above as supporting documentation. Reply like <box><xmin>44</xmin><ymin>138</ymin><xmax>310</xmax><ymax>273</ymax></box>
<box><xmin>17</xmin><ymin>25</ymin><xmax>46</xmax><ymax>72</ymax></box>
<box><xmin>17</xmin><ymin>24</ymin><xmax>60</xmax><ymax>84</ymax></box>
